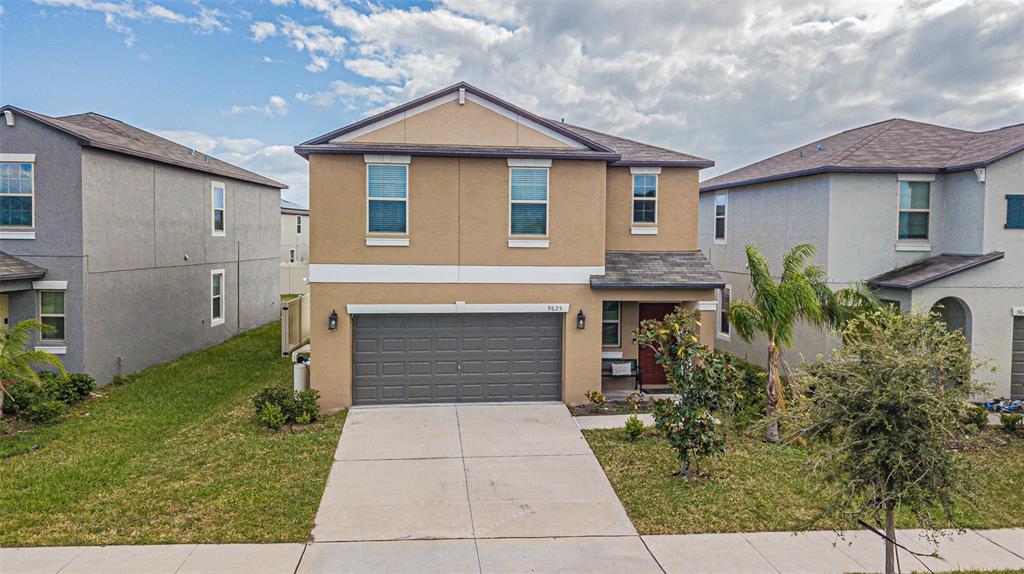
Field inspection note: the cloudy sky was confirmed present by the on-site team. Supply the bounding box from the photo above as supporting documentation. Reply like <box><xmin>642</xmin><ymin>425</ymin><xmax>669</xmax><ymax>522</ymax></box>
<box><xmin>2</xmin><ymin>0</ymin><xmax>1022</xmax><ymax>205</ymax></box>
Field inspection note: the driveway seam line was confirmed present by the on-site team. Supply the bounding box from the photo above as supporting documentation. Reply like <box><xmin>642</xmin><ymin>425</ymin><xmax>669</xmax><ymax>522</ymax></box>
<box><xmin>292</xmin><ymin>543</ymin><xmax>309</xmax><ymax>574</ymax></box>
<box><xmin>172</xmin><ymin>544</ymin><xmax>199</xmax><ymax>574</ymax></box>
<box><xmin>741</xmin><ymin>533</ymin><xmax>783</xmax><ymax>573</ymax></box>
<box><xmin>637</xmin><ymin>535</ymin><xmax>668</xmax><ymax>574</ymax></box>
<box><xmin>455</xmin><ymin>404</ymin><xmax>484</xmax><ymax>574</ymax></box>
<box><xmin>972</xmin><ymin>528</ymin><xmax>1024</xmax><ymax>560</ymax></box>
<box><xmin>53</xmin><ymin>546</ymin><xmax>88</xmax><ymax>574</ymax></box>
<box><xmin>814</xmin><ymin>530</ymin><xmax>872</xmax><ymax>571</ymax></box>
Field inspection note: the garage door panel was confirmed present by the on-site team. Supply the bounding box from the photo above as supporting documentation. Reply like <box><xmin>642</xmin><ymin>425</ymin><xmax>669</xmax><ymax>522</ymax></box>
<box><xmin>352</xmin><ymin>313</ymin><xmax>562</xmax><ymax>404</ymax></box>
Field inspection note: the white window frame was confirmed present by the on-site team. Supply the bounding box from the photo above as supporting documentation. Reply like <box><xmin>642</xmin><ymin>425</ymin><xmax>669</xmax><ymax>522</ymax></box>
<box><xmin>602</xmin><ymin>301</ymin><xmax>621</xmax><ymax>348</ymax></box>
<box><xmin>508</xmin><ymin>167</ymin><xmax>549</xmax><ymax>237</ymax></box>
<box><xmin>0</xmin><ymin>156</ymin><xmax>36</xmax><ymax>230</ymax></box>
<box><xmin>211</xmin><ymin>181</ymin><xmax>226</xmax><ymax>237</ymax></box>
<box><xmin>288</xmin><ymin>249</ymin><xmax>296</xmax><ymax>263</ymax></box>
<box><xmin>365</xmin><ymin>163</ymin><xmax>409</xmax><ymax>236</ymax></box>
<box><xmin>296</xmin><ymin>215</ymin><xmax>302</xmax><ymax>234</ymax></box>
<box><xmin>714</xmin><ymin>193</ymin><xmax>727</xmax><ymax>244</ymax></box>
<box><xmin>718</xmin><ymin>285</ymin><xmax>731</xmax><ymax>339</ymax></box>
<box><xmin>39</xmin><ymin>289</ymin><xmax>66</xmax><ymax>342</ymax></box>
<box><xmin>631</xmin><ymin>174</ymin><xmax>658</xmax><ymax>225</ymax></box>
<box><xmin>210</xmin><ymin>269</ymin><xmax>225</xmax><ymax>326</ymax></box>
<box><xmin>897</xmin><ymin>176</ymin><xmax>932</xmax><ymax>245</ymax></box>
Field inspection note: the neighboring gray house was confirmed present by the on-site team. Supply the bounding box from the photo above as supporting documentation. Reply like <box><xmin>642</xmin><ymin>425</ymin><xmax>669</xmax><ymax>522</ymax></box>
<box><xmin>280</xmin><ymin>199</ymin><xmax>309</xmax><ymax>295</ymax></box>
<box><xmin>699</xmin><ymin>118</ymin><xmax>1024</xmax><ymax>399</ymax></box>
<box><xmin>0</xmin><ymin>105</ymin><xmax>285</xmax><ymax>384</ymax></box>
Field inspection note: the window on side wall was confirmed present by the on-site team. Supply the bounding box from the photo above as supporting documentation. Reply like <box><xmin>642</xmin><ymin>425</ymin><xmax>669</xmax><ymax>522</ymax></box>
<box><xmin>39</xmin><ymin>291</ymin><xmax>65</xmax><ymax>341</ymax></box>
<box><xmin>1006</xmin><ymin>195</ymin><xmax>1024</xmax><ymax>229</ymax></box>
<box><xmin>898</xmin><ymin>181</ymin><xmax>930</xmax><ymax>240</ymax></box>
<box><xmin>211</xmin><ymin>270</ymin><xmax>225</xmax><ymax>326</ymax></box>
<box><xmin>0</xmin><ymin>162</ymin><xmax>34</xmax><ymax>228</ymax></box>
<box><xmin>296</xmin><ymin>215</ymin><xmax>302</xmax><ymax>234</ymax></box>
<box><xmin>211</xmin><ymin>182</ymin><xmax>225</xmax><ymax>236</ymax></box>
<box><xmin>718</xmin><ymin>285</ymin><xmax>731</xmax><ymax>337</ymax></box>
<box><xmin>509</xmin><ymin>167</ymin><xmax>548</xmax><ymax>235</ymax></box>
<box><xmin>367</xmin><ymin>164</ymin><xmax>408</xmax><ymax>234</ymax></box>
<box><xmin>602</xmin><ymin>301</ymin><xmax>620</xmax><ymax>347</ymax></box>
<box><xmin>714</xmin><ymin>193</ymin><xmax>727</xmax><ymax>242</ymax></box>
<box><xmin>632</xmin><ymin>175</ymin><xmax>657</xmax><ymax>223</ymax></box>
<box><xmin>288</xmin><ymin>249</ymin><xmax>296</xmax><ymax>263</ymax></box>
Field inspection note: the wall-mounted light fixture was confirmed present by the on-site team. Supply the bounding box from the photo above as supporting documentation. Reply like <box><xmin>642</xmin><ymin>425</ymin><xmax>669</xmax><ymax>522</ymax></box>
<box><xmin>576</xmin><ymin>309</ymin><xmax>586</xmax><ymax>330</ymax></box>
<box><xmin>328</xmin><ymin>309</ymin><xmax>338</xmax><ymax>331</ymax></box>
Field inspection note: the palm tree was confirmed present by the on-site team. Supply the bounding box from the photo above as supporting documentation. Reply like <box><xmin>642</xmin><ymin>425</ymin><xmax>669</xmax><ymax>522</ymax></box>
<box><xmin>0</xmin><ymin>320</ymin><xmax>67</xmax><ymax>418</ymax></box>
<box><xmin>728</xmin><ymin>243</ymin><xmax>876</xmax><ymax>442</ymax></box>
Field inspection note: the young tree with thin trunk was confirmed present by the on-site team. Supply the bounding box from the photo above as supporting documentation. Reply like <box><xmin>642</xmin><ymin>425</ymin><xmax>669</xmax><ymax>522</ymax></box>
<box><xmin>792</xmin><ymin>309</ymin><xmax>983</xmax><ymax>574</ymax></box>
<box><xmin>0</xmin><ymin>320</ymin><xmax>67</xmax><ymax>420</ymax></box>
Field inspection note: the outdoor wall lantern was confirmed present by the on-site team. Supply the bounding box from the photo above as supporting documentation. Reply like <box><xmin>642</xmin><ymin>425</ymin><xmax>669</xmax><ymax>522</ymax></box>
<box><xmin>328</xmin><ymin>309</ymin><xmax>338</xmax><ymax>331</ymax></box>
<box><xmin>576</xmin><ymin>309</ymin><xmax>586</xmax><ymax>330</ymax></box>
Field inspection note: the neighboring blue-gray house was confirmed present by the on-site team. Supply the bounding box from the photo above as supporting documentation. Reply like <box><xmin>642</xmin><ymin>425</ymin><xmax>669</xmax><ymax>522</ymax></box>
<box><xmin>699</xmin><ymin>118</ymin><xmax>1024</xmax><ymax>399</ymax></box>
<box><xmin>0</xmin><ymin>105</ymin><xmax>285</xmax><ymax>384</ymax></box>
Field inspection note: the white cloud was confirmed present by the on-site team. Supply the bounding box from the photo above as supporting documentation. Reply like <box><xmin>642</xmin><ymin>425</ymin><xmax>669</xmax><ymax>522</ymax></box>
<box><xmin>227</xmin><ymin>95</ymin><xmax>289</xmax><ymax>118</ymax></box>
<box><xmin>295</xmin><ymin>80</ymin><xmax>397</xmax><ymax>111</ymax></box>
<box><xmin>34</xmin><ymin>0</ymin><xmax>228</xmax><ymax>46</ymax></box>
<box><xmin>276</xmin><ymin>16</ymin><xmax>347</xmax><ymax>73</ymax></box>
<box><xmin>251</xmin><ymin>21</ymin><xmax>277</xmax><ymax>42</ymax></box>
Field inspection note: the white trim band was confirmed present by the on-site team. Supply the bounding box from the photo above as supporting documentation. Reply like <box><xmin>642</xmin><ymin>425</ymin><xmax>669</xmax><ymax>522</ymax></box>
<box><xmin>630</xmin><ymin>226</ymin><xmax>658</xmax><ymax>235</ymax></box>
<box><xmin>366</xmin><ymin>237</ymin><xmax>410</xmax><ymax>247</ymax></box>
<box><xmin>508</xmin><ymin>239</ymin><xmax>549</xmax><ymax>248</ymax></box>
<box><xmin>630</xmin><ymin>166</ymin><xmax>661</xmax><ymax>175</ymax></box>
<box><xmin>601</xmin><ymin>351</ymin><xmax>624</xmax><ymax>359</ymax></box>
<box><xmin>33</xmin><ymin>280</ymin><xmax>67</xmax><ymax>290</ymax></box>
<box><xmin>0</xmin><ymin>231</ymin><xmax>35</xmax><ymax>240</ymax></box>
<box><xmin>347</xmin><ymin>302</ymin><xmax>570</xmax><ymax>314</ymax></box>
<box><xmin>895</xmin><ymin>242</ymin><xmax>932</xmax><ymax>252</ymax></box>
<box><xmin>310</xmin><ymin>264</ymin><xmax>603</xmax><ymax>285</ymax></box>
<box><xmin>696</xmin><ymin>300</ymin><xmax>718</xmax><ymax>312</ymax></box>
<box><xmin>364</xmin><ymin>154</ymin><xmax>411</xmax><ymax>165</ymax></box>
<box><xmin>897</xmin><ymin>173</ymin><xmax>936</xmax><ymax>182</ymax></box>
<box><xmin>0</xmin><ymin>153</ymin><xmax>36</xmax><ymax>162</ymax></box>
<box><xmin>507</xmin><ymin>158</ymin><xmax>552</xmax><ymax>168</ymax></box>
<box><xmin>35</xmin><ymin>345</ymin><xmax>67</xmax><ymax>355</ymax></box>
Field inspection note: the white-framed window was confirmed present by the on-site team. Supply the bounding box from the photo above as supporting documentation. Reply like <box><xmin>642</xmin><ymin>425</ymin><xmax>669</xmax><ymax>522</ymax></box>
<box><xmin>211</xmin><ymin>182</ymin><xmax>225</xmax><ymax>236</ymax></box>
<box><xmin>288</xmin><ymin>249</ymin><xmax>296</xmax><ymax>263</ymax></box>
<box><xmin>714</xmin><ymin>193</ymin><xmax>727</xmax><ymax>243</ymax></box>
<box><xmin>210</xmin><ymin>269</ymin><xmax>225</xmax><ymax>326</ymax></box>
<box><xmin>0</xmin><ymin>161</ymin><xmax>34</xmax><ymax>228</ymax></box>
<box><xmin>509</xmin><ymin>167</ymin><xmax>549</xmax><ymax>236</ymax></box>
<box><xmin>898</xmin><ymin>180</ymin><xmax>930</xmax><ymax>240</ymax></box>
<box><xmin>39</xmin><ymin>290</ymin><xmax>65</xmax><ymax>341</ymax></box>
<box><xmin>718</xmin><ymin>285</ymin><xmax>731</xmax><ymax>338</ymax></box>
<box><xmin>632</xmin><ymin>174</ymin><xmax>657</xmax><ymax>223</ymax></box>
<box><xmin>367</xmin><ymin>164</ymin><xmax>408</xmax><ymax>234</ymax></box>
<box><xmin>296</xmin><ymin>215</ymin><xmax>302</xmax><ymax>234</ymax></box>
<box><xmin>602</xmin><ymin>301</ymin><xmax>620</xmax><ymax>347</ymax></box>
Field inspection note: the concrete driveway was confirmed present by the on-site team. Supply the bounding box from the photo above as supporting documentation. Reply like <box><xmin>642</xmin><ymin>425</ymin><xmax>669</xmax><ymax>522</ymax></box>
<box><xmin>300</xmin><ymin>402</ymin><xmax>661</xmax><ymax>574</ymax></box>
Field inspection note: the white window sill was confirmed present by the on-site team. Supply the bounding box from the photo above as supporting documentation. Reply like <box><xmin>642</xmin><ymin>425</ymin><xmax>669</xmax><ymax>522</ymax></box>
<box><xmin>508</xmin><ymin>239</ymin><xmax>549</xmax><ymax>248</ymax></box>
<box><xmin>895</xmin><ymin>242</ymin><xmax>932</xmax><ymax>252</ymax></box>
<box><xmin>0</xmin><ymin>230</ymin><xmax>35</xmax><ymax>240</ymax></box>
<box><xmin>630</xmin><ymin>226</ymin><xmax>658</xmax><ymax>235</ymax></box>
<box><xmin>717</xmin><ymin>332</ymin><xmax>731</xmax><ymax>341</ymax></box>
<box><xmin>366</xmin><ymin>237</ymin><xmax>410</xmax><ymax>247</ymax></box>
<box><xmin>211</xmin><ymin>318</ymin><xmax>225</xmax><ymax>327</ymax></box>
<box><xmin>212</xmin><ymin>231</ymin><xmax>226</xmax><ymax>237</ymax></box>
<box><xmin>35</xmin><ymin>345</ymin><xmax>67</xmax><ymax>355</ymax></box>
<box><xmin>714</xmin><ymin>239</ymin><xmax>727</xmax><ymax>245</ymax></box>
<box><xmin>600</xmin><ymin>351</ymin><xmax>624</xmax><ymax>359</ymax></box>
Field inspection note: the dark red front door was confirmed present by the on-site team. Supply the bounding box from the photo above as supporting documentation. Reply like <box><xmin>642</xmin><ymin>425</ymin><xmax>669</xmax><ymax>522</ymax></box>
<box><xmin>638</xmin><ymin>303</ymin><xmax>678</xmax><ymax>388</ymax></box>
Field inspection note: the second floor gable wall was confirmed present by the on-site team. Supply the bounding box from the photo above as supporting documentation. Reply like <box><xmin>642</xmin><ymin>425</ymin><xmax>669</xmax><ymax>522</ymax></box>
<box><xmin>606</xmin><ymin>166</ymin><xmax>701</xmax><ymax>252</ymax></box>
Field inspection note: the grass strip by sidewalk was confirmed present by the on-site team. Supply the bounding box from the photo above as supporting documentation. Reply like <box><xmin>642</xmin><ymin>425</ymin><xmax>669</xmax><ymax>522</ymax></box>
<box><xmin>0</xmin><ymin>323</ymin><xmax>344</xmax><ymax>547</ymax></box>
<box><xmin>585</xmin><ymin>427</ymin><xmax>1024</xmax><ymax>536</ymax></box>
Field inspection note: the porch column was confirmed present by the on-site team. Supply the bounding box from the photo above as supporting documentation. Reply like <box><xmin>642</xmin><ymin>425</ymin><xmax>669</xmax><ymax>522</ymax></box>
<box><xmin>696</xmin><ymin>300</ymin><xmax>718</xmax><ymax>350</ymax></box>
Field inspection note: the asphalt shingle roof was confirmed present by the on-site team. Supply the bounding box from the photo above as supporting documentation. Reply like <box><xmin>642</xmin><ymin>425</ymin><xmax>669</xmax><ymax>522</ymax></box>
<box><xmin>0</xmin><ymin>251</ymin><xmax>46</xmax><ymax>282</ymax></box>
<box><xmin>555</xmin><ymin>123</ymin><xmax>713</xmax><ymax>167</ymax></box>
<box><xmin>3</xmin><ymin>106</ymin><xmax>286</xmax><ymax>189</ymax></box>
<box><xmin>590</xmin><ymin>251</ymin><xmax>724</xmax><ymax>289</ymax></box>
<box><xmin>866</xmin><ymin>252</ymin><xmax>1005</xmax><ymax>290</ymax></box>
<box><xmin>701</xmin><ymin>118</ymin><xmax>1024</xmax><ymax>192</ymax></box>
<box><xmin>281</xmin><ymin>199</ymin><xmax>309</xmax><ymax>214</ymax></box>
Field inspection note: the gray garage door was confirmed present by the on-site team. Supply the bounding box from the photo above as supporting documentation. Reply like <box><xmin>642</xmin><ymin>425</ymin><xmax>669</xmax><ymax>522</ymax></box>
<box><xmin>1012</xmin><ymin>317</ymin><xmax>1024</xmax><ymax>400</ymax></box>
<box><xmin>352</xmin><ymin>313</ymin><xmax>562</xmax><ymax>405</ymax></box>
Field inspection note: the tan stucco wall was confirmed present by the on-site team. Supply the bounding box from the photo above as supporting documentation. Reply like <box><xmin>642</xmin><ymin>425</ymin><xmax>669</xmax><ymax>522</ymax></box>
<box><xmin>310</xmin><ymin>285</ymin><xmax>715</xmax><ymax>410</ymax></box>
<box><xmin>309</xmin><ymin>154</ymin><xmax>607</xmax><ymax>267</ymax></box>
<box><xmin>348</xmin><ymin>99</ymin><xmax>571</xmax><ymax>148</ymax></box>
<box><xmin>605</xmin><ymin>166</ymin><xmax>701</xmax><ymax>251</ymax></box>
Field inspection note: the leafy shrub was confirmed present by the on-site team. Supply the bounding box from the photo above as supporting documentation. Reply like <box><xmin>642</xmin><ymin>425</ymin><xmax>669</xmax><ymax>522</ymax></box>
<box><xmin>253</xmin><ymin>387</ymin><xmax>320</xmax><ymax>429</ymax></box>
<box><xmin>2</xmin><ymin>380</ymin><xmax>48</xmax><ymax>416</ymax></box>
<box><xmin>1000</xmin><ymin>413</ymin><xmax>1022</xmax><ymax>434</ymax></box>
<box><xmin>585</xmin><ymin>390</ymin><xmax>606</xmax><ymax>409</ymax></box>
<box><xmin>962</xmin><ymin>404</ymin><xmax>989</xmax><ymax>431</ymax></box>
<box><xmin>68</xmin><ymin>373</ymin><xmax>96</xmax><ymax>399</ymax></box>
<box><xmin>624</xmin><ymin>414</ymin><xmax>645</xmax><ymax>440</ymax></box>
<box><xmin>23</xmin><ymin>400</ymin><xmax>64</xmax><ymax>423</ymax></box>
<box><xmin>39</xmin><ymin>372</ymin><xmax>78</xmax><ymax>404</ymax></box>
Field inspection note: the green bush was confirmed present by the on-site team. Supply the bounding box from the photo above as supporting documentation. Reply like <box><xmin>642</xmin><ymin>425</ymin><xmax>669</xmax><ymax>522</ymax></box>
<box><xmin>624</xmin><ymin>414</ymin><xmax>645</xmax><ymax>440</ymax></box>
<box><xmin>258</xmin><ymin>403</ymin><xmax>287</xmax><ymax>430</ymax></box>
<box><xmin>1000</xmin><ymin>413</ymin><xmax>1022</xmax><ymax>434</ymax></box>
<box><xmin>715</xmin><ymin>351</ymin><xmax>769</xmax><ymax>429</ymax></box>
<box><xmin>67</xmin><ymin>373</ymin><xmax>96</xmax><ymax>399</ymax></box>
<box><xmin>23</xmin><ymin>400</ymin><xmax>64</xmax><ymax>423</ymax></box>
<box><xmin>3</xmin><ymin>371</ymin><xmax>95</xmax><ymax>420</ymax></box>
<box><xmin>39</xmin><ymin>372</ymin><xmax>78</xmax><ymax>404</ymax></box>
<box><xmin>585</xmin><ymin>390</ymin><xmax>606</xmax><ymax>409</ymax></box>
<box><xmin>2</xmin><ymin>380</ymin><xmax>48</xmax><ymax>416</ymax></box>
<box><xmin>253</xmin><ymin>386</ymin><xmax>321</xmax><ymax>429</ymax></box>
<box><xmin>962</xmin><ymin>404</ymin><xmax>989</xmax><ymax>431</ymax></box>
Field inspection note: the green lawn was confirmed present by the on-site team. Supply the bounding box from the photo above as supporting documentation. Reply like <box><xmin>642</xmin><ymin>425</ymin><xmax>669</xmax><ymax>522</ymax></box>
<box><xmin>0</xmin><ymin>323</ymin><xmax>345</xmax><ymax>547</ymax></box>
<box><xmin>585</xmin><ymin>427</ymin><xmax>1024</xmax><ymax>535</ymax></box>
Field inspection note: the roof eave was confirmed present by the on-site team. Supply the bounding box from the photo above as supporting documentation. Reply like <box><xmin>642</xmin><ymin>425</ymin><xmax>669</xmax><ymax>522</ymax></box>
<box><xmin>699</xmin><ymin>166</ymin><xmax>945</xmax><ymax>193</ymax></box>
<box><xmin>294</xmin><ymin>144</ymin><xmax>620</xmax><ymax>162</ymax></box>
<box><xmin>611</xmin><ymin>159</ymin><xmax>715</xmax><ymax>169</ymax></box>
<box><xmin>866</xmin><ymin>252</ymin><xmax>1005</xmax><ymax>290</ymax></box>
<box><xmin>589</xmin><ymin>281</ymin><xmax>725</xmax><ymax>290</ymax></box>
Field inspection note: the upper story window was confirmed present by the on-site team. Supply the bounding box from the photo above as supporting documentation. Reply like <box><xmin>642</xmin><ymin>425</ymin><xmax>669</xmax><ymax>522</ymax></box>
<box><xmin>211</xmin><ymin>182</ymin><xmax>226</xmax><ymax>236</ymax></box>
<box><xmin>1006</xmin><ymin>195</ymin><xmax>1024</xmax><ymax>229</ymax></box>
<box><xmin>367</xmin><ymin>164</ymin><xmax>408</xmax><ymax>234</ymax></box>
<box><xmin>718</xmin><ymin>285</ymin><xmax>731</xmax><ymax>337</ymax></box>
<box><xmin>898</xmin><ymin>181</ymin><xmax>930</xmax><ymax>240</ymax></box>
<box><xmin>0</xmin><ymin>161</ymin><xmax>34</xmax><ymax>228</ymax></box>
<box><xmin>714</xmin><ymin>193</ymin><xmax>727</xmax><ymax>242</ymax></box>
<box><xmin>210</xmin><ymin>270</ymin><xmax>225</xmax><ymax>326</ymax></box>
<box><xmin>632</xmin><ymin>175</ymin><xmax>657</xmax><ymax>223</ymax></box>
<box><xmin>296</xmin><ymin>215</ymin><xmax>302</xmax><ymax>234</ymax></box>
<box><xmin>39</xmin><ymin>291</ymin><xmax>65</xmax><ymax>341</ymax></box>
<box><xmin>602</xmin><ymin>301</ymin><xmax>620</xmax><ymax>347</ymax></box>
<box><xmin>288</xmin><ymin>248</ymin><xmax>296</xmax><ymax>263</ymax></box>
<box><xmin>509</xmin><ymin>167</ymin><xmax>548</xmax><ymax>236</ymax></box>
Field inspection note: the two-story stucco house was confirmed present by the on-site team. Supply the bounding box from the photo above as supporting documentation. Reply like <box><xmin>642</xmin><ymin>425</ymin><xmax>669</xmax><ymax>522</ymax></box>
<box><xmin>296</xmin><ymin>82</ymin><xmax>723</xmax><ymax>410</ymax></box>
<box><xmin>0</xmin><ymin>105</ymin><xmax>284</xmax><ymax>385</ymax></box>
<box><xmin>280</xmin><ymin>198</ymin><xmax>310</xmax><ymax>295</ymax></box>
<box><xmin>699</xmin><ymin>118</ymin><xmax>1024</xmax><ymax>399</ymax></box>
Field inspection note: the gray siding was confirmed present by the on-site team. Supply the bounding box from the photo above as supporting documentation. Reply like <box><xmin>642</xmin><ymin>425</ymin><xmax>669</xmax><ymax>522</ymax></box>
<box><xmin>938</xmin><ymin>170</ymin><xmax>985</xmax><ymax>255</ymax></box>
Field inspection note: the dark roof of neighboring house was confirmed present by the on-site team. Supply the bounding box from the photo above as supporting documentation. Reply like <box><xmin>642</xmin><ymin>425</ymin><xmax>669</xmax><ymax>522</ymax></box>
<box><xmin>281</xmin><ymin>199</ymin><xmax>309</xmax><ymax>215</ymax></box>
<box><xmin>0</xmin><ymin>251</ymin><xmax>46</xmax><ymax>282</ymax></box>
<box><xmin>2</xmin><ymin>106</ymin><xmax>286</xmax><ymax>189</ymax></box>
<box><xmin>296</xmin><ymin>82</ymin><xmax>713</xmax><ymax>169</ymax></box>
<box><xmin>701</xmin><ymin>119</ymin><xmax>1024</xmax><ymax>192</ymax></box>
<box><xmin>865</xmin><ymin>252</ymin><xmax>1005</xmax><ymax>290</ymax></box>
<box><xmin>590</xmin><ymin>251</ymin><xmax>724</xmax><ymax>290</ymax></box>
